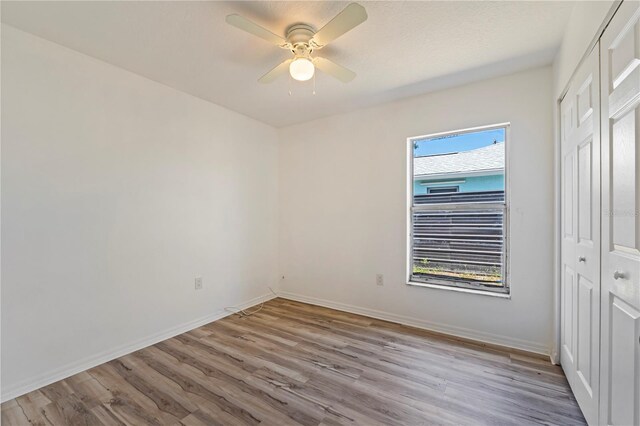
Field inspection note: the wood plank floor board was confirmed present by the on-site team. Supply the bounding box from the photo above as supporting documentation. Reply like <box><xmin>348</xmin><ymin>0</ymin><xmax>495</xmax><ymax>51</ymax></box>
<box><xmin>89</xmin><ymin>363</ymin><xmax>178</xmax><ymax>425</ymax></box>
<box><xmin>198</xmin><ymin>333</ymin><xmax>311</xmax><ymax>384</ymax></box>
<box><xmin>146</xmin><ymin>344</ymin><xmax>317</xmax><ymax>426</ymax></box>
<box><xmin>246</xmin><ymin>367</ymin><xmax>396</xmax><ymax>426</ymax></box>
<box><xmin>90</xmin><ymin>404</ymin><xmax>127</xmax><ymax>426</ymax></box>
<box><xmin>1</xmin><ymin>298</ymin><xmax>586</xmax><ymax>425</ymax></box>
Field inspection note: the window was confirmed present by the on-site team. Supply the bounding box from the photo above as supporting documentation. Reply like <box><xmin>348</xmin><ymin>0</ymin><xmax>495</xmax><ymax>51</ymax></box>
<box><xmin>428</xmin><ymin>186</ymin><xmax>459</xmax><ymax>194</ymax></box>
<box><xmin>408</xmin><ymin>124</ymin><xmax>509</xmax><ymax>294</ymax></box>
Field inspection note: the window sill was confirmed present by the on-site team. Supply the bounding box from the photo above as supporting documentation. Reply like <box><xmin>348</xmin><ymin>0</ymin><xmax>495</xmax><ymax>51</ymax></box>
<box><xmin>406</xmin><ymin>281</ymin><xmax>511</xmax><ymax>299</ymax></box>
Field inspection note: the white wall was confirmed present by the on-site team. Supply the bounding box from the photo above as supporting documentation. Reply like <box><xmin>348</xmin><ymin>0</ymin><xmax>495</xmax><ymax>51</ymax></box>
<box><xmin>278</xmin><ymin>67</ymin><xmax>554</xmax><ymax>354</ymax></box>
<box><xmin>553</xmin><ymin>1</ymin><xmax>615</xmax><ymax>98</ymax></box>
<box><xmin>1</xmin><ymin>25</ymin><xmax>279</xmax><ymax>400</ymax></box>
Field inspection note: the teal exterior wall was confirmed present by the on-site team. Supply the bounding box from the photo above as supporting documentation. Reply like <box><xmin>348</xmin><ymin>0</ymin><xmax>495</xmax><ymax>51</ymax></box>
<box><xmin>413</xmin><ymin>174</ymin><xmax>504</xmax><ymax>195</ymax></box>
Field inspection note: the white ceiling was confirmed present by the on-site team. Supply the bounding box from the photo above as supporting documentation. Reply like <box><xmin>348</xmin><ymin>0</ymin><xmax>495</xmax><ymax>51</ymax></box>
<box><xmin>1</xmin><ymin>1</ymin><xmax>574</xmax><ymax>127</ymax></box>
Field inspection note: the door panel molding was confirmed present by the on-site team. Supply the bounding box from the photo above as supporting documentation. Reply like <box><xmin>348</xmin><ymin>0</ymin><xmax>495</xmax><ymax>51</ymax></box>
<box><xmin>599</xmin><ymin>1</ymin><xmax>640</xmax><ymax>424</ymax></box>
<box><xmin>560</xmin><ymin>44</ymin><xmax>601</xmax><ymax>426</ymax></box>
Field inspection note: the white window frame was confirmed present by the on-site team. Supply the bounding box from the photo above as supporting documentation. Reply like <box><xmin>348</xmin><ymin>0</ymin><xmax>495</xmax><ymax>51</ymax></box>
<box><xmin>406</xmin><ymin>123</ymin><xmax>511</xmax><ymax>297</ymax></box>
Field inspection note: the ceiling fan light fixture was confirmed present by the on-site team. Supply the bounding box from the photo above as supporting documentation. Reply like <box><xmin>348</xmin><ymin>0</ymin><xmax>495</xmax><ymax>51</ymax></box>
<box><xmin>227</xmin><ymin>3</ymin><xmax>367</xmax><ymax>84</ymax></box>
<box><xmin>289</xmin><ymin>58</ymin><xmax>315</xmax><ymax>81</ymax></box>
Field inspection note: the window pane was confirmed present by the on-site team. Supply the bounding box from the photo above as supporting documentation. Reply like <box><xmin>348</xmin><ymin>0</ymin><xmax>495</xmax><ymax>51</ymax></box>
<box><xmin>413</xmin><ymin>128</ymin><xmax>505</xmax><ymax>197</ymax></box>
<box><xmin>410</xmin><ymin>126</ymin><xmax>508</xmax><ymax>292</ymax></box>
<box><xmin>411</xmin><ymin>208</ymin><xmax>504</xmax><ymax>287</ymax></box>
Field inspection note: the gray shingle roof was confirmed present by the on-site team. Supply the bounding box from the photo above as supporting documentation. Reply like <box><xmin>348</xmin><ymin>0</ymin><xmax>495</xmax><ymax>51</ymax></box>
<box><xmin>414</xmin><ymin>142</ymin><xmax>504</xmax><ymax>177</ymax></box>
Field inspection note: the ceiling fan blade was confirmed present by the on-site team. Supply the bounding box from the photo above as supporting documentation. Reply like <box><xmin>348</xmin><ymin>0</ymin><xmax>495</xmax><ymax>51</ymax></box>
<box><xmin>313</xmin><ymin>57</ymin><xmax>356</xmax><ymax>83</ymax></box>
<box><xmin>311</xmin><ymin>3</ymin><xmax>367</xmax><ymax>48</ymax></box>
<box><xmin>258</xmin><ymin>59</ymin><xmax>293</xmax><ymax>84</ymax></box>
<box><xmin>226</xmin><ymin>14</ymin><xmax>288</xmax><ymax>47</ymax></box>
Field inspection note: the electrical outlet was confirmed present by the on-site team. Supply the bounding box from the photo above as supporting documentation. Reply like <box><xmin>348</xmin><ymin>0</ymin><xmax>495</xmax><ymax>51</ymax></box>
<box><xmin>376</xmin><ymin>274</ymin><xmax>384</xmax><ymax>286</ymax></box>
<box><xmin>195</xmin><ymin>277</ymin><xmax>203</xmax><ymax>290</ymax></box>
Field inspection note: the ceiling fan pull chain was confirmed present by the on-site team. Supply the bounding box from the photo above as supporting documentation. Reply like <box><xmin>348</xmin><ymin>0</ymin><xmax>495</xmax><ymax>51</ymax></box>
<box><xmin>313</xmin><ymin>72</ymin><xmax>316</xmax><ymax>95</ymax></box>
<box><xmin>288</xmin><ymin>73</ymin><xmax>292</xmax><ymax>96</ymax></box>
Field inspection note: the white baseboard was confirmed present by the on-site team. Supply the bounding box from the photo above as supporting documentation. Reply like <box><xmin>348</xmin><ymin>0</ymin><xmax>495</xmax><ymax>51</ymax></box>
<box><xmin>1</xmin><ymin>293</ymin><xmax>276</xmax><ymax>402</ymax></box>
<box><xmin>278</xmin><ymin>291</ymin><xmax>549</xmax><ymax>356</ymax></box>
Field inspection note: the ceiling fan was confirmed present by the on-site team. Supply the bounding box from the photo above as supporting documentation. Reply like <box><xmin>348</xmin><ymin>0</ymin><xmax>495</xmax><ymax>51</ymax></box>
<box><xmin>226</xmin><ymin>3</ymin><xmax>367</xmax><ymax>84</ymax></box>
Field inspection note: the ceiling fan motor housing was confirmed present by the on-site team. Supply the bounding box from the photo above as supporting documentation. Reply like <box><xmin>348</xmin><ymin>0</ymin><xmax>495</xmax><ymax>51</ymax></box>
<box><xmin>286</xmin><ymin>24</ymin><xmax>316</xmax><ymax>55</ymax></box>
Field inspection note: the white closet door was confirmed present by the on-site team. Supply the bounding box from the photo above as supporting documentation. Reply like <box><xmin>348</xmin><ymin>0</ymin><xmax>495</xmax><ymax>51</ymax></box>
<box><xmin>560</xmin><ymin>45</ymin><xmax>601</xmax><ymax>426</ymax></box>
<box><xmin>600</xmin><ymin>1</ymin><xmax>640</xmax><ymax>425</ymax></box>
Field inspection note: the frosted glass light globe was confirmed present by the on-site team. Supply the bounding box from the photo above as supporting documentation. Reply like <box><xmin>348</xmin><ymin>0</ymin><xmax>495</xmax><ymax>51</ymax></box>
<box><xmin>289</xmin><ymin>58</ymin><xmax>315</xmax><ymax>81</ymax></box>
